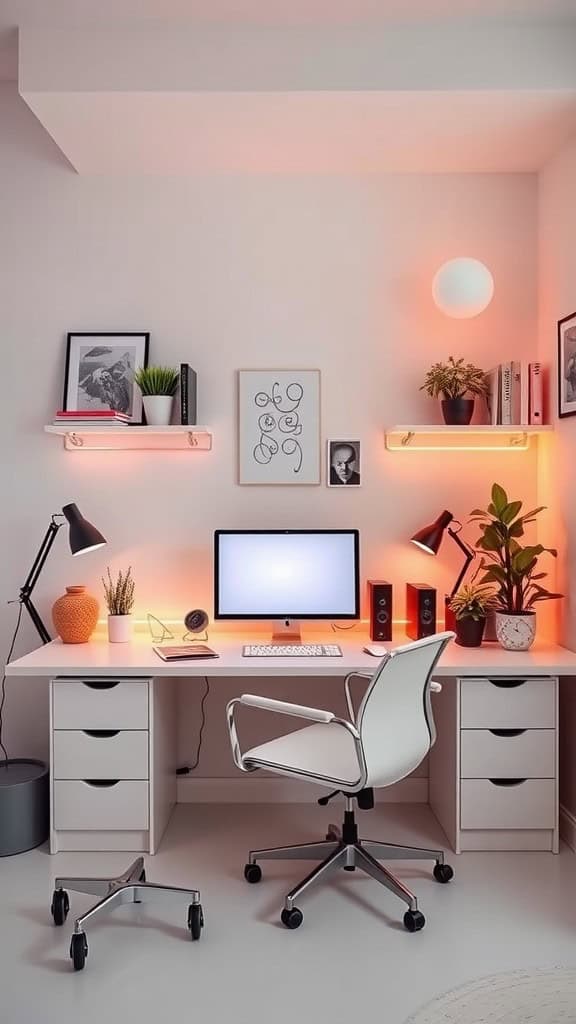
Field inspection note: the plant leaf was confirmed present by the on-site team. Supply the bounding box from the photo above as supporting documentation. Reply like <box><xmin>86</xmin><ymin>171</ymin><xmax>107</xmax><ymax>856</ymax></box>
<box><xmin>491</xmin><ymin>483</ymin><xmax>508</xmax><ymax>515</ymax></box>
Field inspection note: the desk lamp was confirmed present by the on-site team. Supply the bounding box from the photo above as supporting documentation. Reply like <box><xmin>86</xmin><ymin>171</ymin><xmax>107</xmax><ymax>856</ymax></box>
<box><xmin>411</xmin><ymin>510</ymin><xmax>474</xmax><ymax>628</ymax></box>
<box><xmin>20</xmin><ymin>503</ymin><xmax>106</xmax><ymax>644</ymax></box>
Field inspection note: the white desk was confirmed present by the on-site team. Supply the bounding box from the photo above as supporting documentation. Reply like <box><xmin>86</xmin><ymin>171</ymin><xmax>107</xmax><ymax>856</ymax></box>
<box><xmin>7</xmin><ymin>632</ymin><xmax>576</xmax><ymax>855</ymax></box>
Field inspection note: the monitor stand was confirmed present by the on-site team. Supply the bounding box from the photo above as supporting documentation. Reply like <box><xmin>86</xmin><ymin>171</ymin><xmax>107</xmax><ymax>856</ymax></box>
<box><xmin>271</xmin><ymin>619</ymin><xmax>302</xmax><ymax>644</ymax></box>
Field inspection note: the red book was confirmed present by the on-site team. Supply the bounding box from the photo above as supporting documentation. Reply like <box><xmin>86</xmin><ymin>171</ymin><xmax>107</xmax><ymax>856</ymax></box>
<box><xmin>55</xmin><ymin>410</ymin><xmax>130</xmax><ymax>418</ymax></box>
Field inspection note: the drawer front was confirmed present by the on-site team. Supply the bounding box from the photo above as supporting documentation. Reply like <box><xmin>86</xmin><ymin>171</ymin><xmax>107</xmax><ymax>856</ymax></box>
<box><xmin>460</xmin><ymin>678</ymin><xmax>555</xmax><ymax>729</ymax></box>
<box><xmin>53</xmin><ymin>780</ymin><xmax>149</xmax><ymax>830</ymax></box>
<box><xmin>461</xmin><ymin>779</ymin><xmax>556</xmax><ymax>830</ymax></box>
<box><xmin>53</xmin><ymin>730</ymin><xmax>149</xmax><ymax>780</ymax></box>
<box><xmin>52</xmin><ymin>681</ymin><xmax>149</xmax><ymax>730</ymax></box>
<box><xmin>460</xmin><ymin>729</ymin><xmax>555</xmax><ymax>779</ymax></box>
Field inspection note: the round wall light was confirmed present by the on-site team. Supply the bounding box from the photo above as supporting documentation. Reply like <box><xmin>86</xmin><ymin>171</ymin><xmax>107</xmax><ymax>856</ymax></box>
<box><xmin>432</xmin><ymin>257</ymin><xmax>494</xmax><ymax>319</ymax></box>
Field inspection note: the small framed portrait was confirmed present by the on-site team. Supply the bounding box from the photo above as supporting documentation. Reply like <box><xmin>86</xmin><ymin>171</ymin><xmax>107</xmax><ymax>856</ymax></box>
<box><xmin>63</xmin><ymin>333</ymin><xmax>149</xmax><ymax>423</ymax></box>
<box><xmin>327</xmin><ymin>439</ymin><xmax>361</xmax><ymax>487</ymax></box>
<box><xmin>558</xmin><ymin>312</ymin><xmax>576</xmax><ymax>418</ymax></box>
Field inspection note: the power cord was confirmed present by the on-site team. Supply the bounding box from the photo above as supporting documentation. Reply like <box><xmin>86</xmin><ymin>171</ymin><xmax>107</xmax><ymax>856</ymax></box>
<box><xmin>0</xmin><ymin>602</ymin><xmax>24</xmax><ymax>768</ymax></box>
<box><xmin>176</xmin><ymin>675</ymin><xmax>210</xmax><ymax>775</ymax></box>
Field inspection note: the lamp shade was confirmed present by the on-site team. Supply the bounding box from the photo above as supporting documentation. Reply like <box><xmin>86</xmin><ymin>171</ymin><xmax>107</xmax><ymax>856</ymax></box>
<box><xmin>411</xmin><ymin>510</ymin><xmax>453</xmax><ymax>555</ymax></box>
<box><xmin>62</xmin><ymin>503</ymin><xmax>106</xmax><ymax>555</ymax></box>
<box><xmin>432</xmin><ymin>257</ymin><xmax>494</xmax><ymax>319</ymax></box>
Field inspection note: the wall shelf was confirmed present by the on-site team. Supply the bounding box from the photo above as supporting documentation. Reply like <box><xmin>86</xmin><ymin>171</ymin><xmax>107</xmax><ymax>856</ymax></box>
<box><xmin>385</xmin><ymin>424</ymin><xmax>551</xmax><ymax>452</ymax></box>
<box><xmin>44</xmin><ymin>425</ymin><xmax>213</xmax><ymax>452</ymax></box>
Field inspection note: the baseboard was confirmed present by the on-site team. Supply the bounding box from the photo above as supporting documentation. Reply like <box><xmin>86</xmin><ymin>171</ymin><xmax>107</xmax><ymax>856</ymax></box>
<box><xmin>177</xmin><ymin>776</ymin><xmax>428</xmax><ymax>804</ymax></box>
<box><xmin>560</xmin><ymin>804</ymin><xmax>576</xmax><ymax>852</ymax></box>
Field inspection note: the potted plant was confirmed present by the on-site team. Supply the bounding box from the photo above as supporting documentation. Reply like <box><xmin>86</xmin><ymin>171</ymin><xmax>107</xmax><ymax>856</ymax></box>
<box><xmin>471</xmin><ymin>484</ymin><xmax>562</xmax><ymax>651</ymax></box>
<box><xmin>134</xmin><ymin>366</ymin><xmax>179</xmax><ymax>426</ymax></box>
<box><xmin>102</xmin><ymin>567</ymin><xmax>135</xmax><ymax>643</ymax></box>
<box><xmin>449</xmin><ymin>583</ymin><xmax>495</xmax><ymax>648</ymax></box>
<box><xmin>420</xmin><ymin>356</ymin><xmax>489</xmax><ymax>425</ymax></box>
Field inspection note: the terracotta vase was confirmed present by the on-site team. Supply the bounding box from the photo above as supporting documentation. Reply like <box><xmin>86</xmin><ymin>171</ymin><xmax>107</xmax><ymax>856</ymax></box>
<box><xmin>51</xmin><ymin>586</ymin><xmax>99</xmax><ymax>644</ymax></box>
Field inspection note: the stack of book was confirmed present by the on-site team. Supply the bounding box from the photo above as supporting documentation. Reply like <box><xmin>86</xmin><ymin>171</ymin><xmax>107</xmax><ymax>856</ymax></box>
<box><xmin>487</xmin><ymin>362</ymin><xmax>543</xmax><ymax>426</ymax></box>
<box><xmin>52</xmin><ymin>410</ymin><xmax>131</xmax><ymax>427</ymax></box>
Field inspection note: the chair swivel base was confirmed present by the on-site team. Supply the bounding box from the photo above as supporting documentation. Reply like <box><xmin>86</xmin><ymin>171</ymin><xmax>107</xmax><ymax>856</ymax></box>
<box><xmin>244</xmin><ymin>814</ymin><xmax>453</xmax><ymax>932</ymax></box>
<box><xmin>50</xmin><ymin>856</ymin><xmax>204</xmax><ymax>971</ymax></box>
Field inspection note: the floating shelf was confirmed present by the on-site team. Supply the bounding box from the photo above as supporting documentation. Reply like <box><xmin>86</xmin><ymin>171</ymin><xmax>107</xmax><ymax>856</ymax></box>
<box><xmin>385</xmin><ymin>425</ymin><xmax>551</xmax><ymax>452</ymax></box>
<box><xmin>45</xmin><ymin>425</ymin><xmax>213</xmax><ymax>452</ymax></box>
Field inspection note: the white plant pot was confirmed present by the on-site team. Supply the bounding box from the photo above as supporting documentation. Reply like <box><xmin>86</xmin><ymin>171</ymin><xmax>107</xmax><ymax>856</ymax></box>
<box><xmin>143</xmin><ymin>395</ymin><xmax>174</xmax><ymax>426</ymax></box>
<box><xmin>107</xmin><ymin>614</ymin><xmax>133</xmax><ymax>643</ymax></box>
<box><xmin>494</xmin><ymin>611</ymin><xmax>536</xmax><ymax>652</ymax></box>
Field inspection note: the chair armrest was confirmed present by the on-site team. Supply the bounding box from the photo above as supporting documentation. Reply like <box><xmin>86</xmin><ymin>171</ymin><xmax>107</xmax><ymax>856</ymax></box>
<box><xmin>430</xmin><ymin>681</ymin><xmax>442</xmax><ymax>693</ymax></box>
<box><xmin>238</xmin><ymin>694</ymin><xmax>335</xmax><ymax>723</ymax></box>
<box><xmin>344</xmin><ymin>671</ymin><xmax>373</xmax><ymax>722</ymax></box>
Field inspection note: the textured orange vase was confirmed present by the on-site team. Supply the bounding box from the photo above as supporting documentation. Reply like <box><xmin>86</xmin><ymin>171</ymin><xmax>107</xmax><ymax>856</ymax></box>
<box><xmin>51</xmin><ymin>586</ymin><xmax>99</xmax><ymax>644</ymax></box>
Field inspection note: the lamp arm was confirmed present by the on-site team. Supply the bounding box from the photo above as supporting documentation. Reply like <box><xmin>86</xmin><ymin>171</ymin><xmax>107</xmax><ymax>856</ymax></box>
<box><xmin>19</xmin><ymin>517</ymin><xmax>64</xmax><ymax>644</ymax></box>
<box><xmin>447</xmin><ymin>527</ymin><xmax>475</xmax><ymax>598</ymax></box>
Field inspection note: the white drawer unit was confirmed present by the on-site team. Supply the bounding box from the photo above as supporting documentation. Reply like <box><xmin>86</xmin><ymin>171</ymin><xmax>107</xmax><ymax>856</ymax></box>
<box><xmin>53</xmin><ymin>730</ymin><xmax>149</xmax><ymax>780</ymax></box>
<box><xmin>49</xmin><ymin>677</ymin><xmax>176</xmax><ymax>855</ymax></box>
<box><xmin>429</xmin><ymin>675</ymin><xmax>559</xmax><ymax>854</ymax></box>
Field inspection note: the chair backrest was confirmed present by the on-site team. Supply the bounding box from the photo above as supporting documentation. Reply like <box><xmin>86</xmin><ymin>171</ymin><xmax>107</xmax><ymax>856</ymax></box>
<box><xmin>357</xmin><ymin>632</ymin><xmax>453</xmax><ymax>789</ymax></box>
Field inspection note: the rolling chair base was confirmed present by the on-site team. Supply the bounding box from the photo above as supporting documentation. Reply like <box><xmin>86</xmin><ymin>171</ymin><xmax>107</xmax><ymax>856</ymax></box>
<box><xmin>50</xmin><ymin>856</ymin><xmax>204</xmax><ymax>971</ymax></box>
<box><xmin>245</xmin><ymin>810</ymin><xmax>453</xmax><ymax>932</ymax></box>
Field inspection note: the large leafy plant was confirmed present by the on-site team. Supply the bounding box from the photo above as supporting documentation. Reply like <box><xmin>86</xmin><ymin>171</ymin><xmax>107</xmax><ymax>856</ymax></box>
<box><xmin>471</xmin><ymin>484</ymin><xmax>561</xmax><ymax>614</ymax></box>
<box><xmin>421</xmin><ymin>356</ymin><xmax>488</xmax><ymax>400</ymax></box>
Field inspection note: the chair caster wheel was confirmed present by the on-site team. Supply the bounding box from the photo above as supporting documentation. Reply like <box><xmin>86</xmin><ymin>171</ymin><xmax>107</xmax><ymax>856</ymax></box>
<box><xmin>403</xmin><ymin>910</ymin><xmax>425</xmax><ymax>932</ymax></box>
<box><xmin>70</xmin><ymin>932</ymin><xmax>88</xmax><ymax>971</ymax></box>
<box><xmin>281</xmin><ymin>907</ymin><xmax>303</xmax><ymax>930</ymax></box>
<box><xmin>51</xmin><ymin>889</ymin><xmax>69</xmax><ymax>926</ymax></box>
<box><xmin>244</xmin><ymin>863</ymin><xmax>262</xmax><ymax>884</ymax></box>
<box><xmin>433</xmin><ymin>863</ymin><xmax>454</xmax><ymax>884</ymax></box>
<box><xmin>188</xmin><ymin>903</ymin><xmax>204</xmax><ymax>940</ymax></box>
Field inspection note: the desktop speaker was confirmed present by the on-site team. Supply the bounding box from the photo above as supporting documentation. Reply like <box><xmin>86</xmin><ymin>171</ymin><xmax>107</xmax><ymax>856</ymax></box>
<box><xmin>367</xmin><ymin>580</ymin><xmax>393</xmax><ymax>642</ymax></box>
<box><xmin>406</xmin><ymin>584</ymin><xmax>437</xmax><ymax>641</ymax></box>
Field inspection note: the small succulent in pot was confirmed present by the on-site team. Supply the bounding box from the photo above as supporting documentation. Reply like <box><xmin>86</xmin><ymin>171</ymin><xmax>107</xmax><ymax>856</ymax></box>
<box><xmin>420</xmin><ymin>356</ymin><xmax>489</xmax><ymax>425</ymax></box>
<box><xmin>449</xmin><ymin>583</ymin><xmax>496</xmax><ymax>647</ymax></box>
<box><xmin>134</xmin><ymin>365</ymin><xmax>179</xmax><ymax>426</ymax></box>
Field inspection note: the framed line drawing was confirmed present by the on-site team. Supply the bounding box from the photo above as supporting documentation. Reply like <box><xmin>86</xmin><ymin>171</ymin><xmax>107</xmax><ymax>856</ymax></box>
<box><xmin>238</xmin><ymin>370</ymin><xmax>321</xmax><ymax>485</ymax></box>
<box><xmin>558</xmin><ymin>311</ymin><xmax>576</xmax><ymax>418</ymax></box>
<box><xmin>63</xmin><ymin>332</ymin><xmax>149</xmax><ymax>424</ymax></box>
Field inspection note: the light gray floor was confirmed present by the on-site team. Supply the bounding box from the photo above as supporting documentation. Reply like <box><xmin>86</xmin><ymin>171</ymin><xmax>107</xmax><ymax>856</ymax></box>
<box><xmin>2</xmin><ymin>802</ymin><xmax>576</xmax><ymax>1024</ymax></box>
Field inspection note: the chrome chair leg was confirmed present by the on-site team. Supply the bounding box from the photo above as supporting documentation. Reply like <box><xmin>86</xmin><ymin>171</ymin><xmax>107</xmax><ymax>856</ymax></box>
<box><xmin>284</xmin><ymin>846</ymin><xmax>348</xmax><ymax>911</ymax></box>
<box><xmin>360</xmin><ymin>840</ymin><xmax>446</xmax><ymax>863</ymax></box>
<box><xmin>354</xmin><ymin>845</ymin><xmax>418</xmax><ymax>913</ymax></box>
<box><xmin>249</xmin><ymin>839</ymin><xmax>339</xmax><ymax>862</ymax></box>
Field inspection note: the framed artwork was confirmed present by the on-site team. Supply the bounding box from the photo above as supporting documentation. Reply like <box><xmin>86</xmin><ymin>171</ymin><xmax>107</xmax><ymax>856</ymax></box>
<box><xmin>63</xmin><ymin>333</ymin><xmax>149</xmax><ymax>423</ymax></box>
<box><xmin>238</xmin><ymin>369</ymin><xmax>321</xmax><ymax>485</ymax></box>
<box><xmin>558</xmin><ymin>312</ymin><xmax>576</xmax><ymax>418</ymax></box>
<box><xmin>327</xmin><ymin>440</ymin><xmax>361</xmax><ymax>487</ymax></box>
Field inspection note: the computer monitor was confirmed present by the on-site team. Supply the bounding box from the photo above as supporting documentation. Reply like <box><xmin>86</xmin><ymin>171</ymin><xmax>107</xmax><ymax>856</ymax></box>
<box><xmin>214</xmin><ymin>529</ymin><xmax>360</xmax><ymax>641</ymax></box>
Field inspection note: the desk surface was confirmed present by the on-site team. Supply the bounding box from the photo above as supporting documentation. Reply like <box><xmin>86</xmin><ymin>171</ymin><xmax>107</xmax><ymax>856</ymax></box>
<box><xmin>6</xmin><ymin>632</ymin><xmax>576</xmax><ymax>677</ymax></box>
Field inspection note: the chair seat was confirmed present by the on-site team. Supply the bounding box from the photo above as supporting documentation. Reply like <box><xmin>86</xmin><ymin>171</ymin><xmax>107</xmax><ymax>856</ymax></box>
<box><xmin>244</xmin><ymin>723</ymin><xmax>361</xmax><ymax>789</ymax></box>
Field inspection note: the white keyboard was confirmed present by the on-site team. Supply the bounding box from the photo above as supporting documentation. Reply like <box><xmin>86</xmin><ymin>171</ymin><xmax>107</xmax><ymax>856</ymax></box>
<box><xmin>242</xmin><ymin>643</ymin><xmax>343</xmax><ymax>658</ymax></box>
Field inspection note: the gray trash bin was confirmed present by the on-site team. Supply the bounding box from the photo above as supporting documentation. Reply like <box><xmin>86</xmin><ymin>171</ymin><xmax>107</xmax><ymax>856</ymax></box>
<box><xmin>0</xmin><ymin>759</ymin><xmax>49</xmax><ymax>856</ymax></box>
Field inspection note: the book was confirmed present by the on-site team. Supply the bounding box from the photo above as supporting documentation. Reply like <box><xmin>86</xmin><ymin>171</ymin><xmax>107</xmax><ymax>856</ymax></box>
<box><xmin>55</xmin><ymin>410</ymin><xmax>130</xmax><ymax>419</ymax></box>
<box><xmin>529</xmin><ymin>362</ymin><xmax>543</xmax><ymax>425</ymax></box>
<box><xmin>53</xmin><ymin>420</ymin><xmax>129</xmax><ymax>427</ymax></box>
<box><xmin>500</xmin><ymin>362</ymin><xmax>512</xmax><ymax>425</ymax></box>
<box><xmin>511</xmin><ymin>361</ymin><xmax>522</xmax><ymax>424</ymax></box>
<box><xmin>153</xmin><ymin>645</ymin><xmax>218</xmax><ymax>661</ymax></box>
<box><xmin>179</xmin><ymin>364</ymin><xmax>197</xmax><ymax>426</ymax></box>
<box><xmin>487</xmin><ymin>366</ymin><xmax>501</xmax><ymax>424</ymax></box>
<box><xmin>520</xmin><ymin>362</ymin><xmax>530</xmax><ymax>424</ymax></box>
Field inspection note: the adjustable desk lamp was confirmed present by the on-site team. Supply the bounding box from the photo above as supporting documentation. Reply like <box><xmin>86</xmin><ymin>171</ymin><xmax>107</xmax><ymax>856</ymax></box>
<box><xmin>20</xmin><ymin>503</ymin><xmax>106</xmax><ymax>644</ymax></box>
<box><xmin>411</xmin><ymin>510</ymin><xmax>474</xmax><ymax>629</ymax></box>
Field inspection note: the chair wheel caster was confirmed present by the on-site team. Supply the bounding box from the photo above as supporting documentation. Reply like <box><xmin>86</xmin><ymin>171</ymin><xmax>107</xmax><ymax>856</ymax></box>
<box><xmin>281</xmin><ymin>907</ymin><xmax>303</xmax><ymax>930</ymax></box>
<box><xmin>51</xmin><ymin>889</ymin><xmax>69</xmax><ymax>926</ymax></box>
<box><xmin>433</xmin><ymin>863</ymin><xmax>454</xmax><ymax>884</ymax></box>
<box><xmin>70</xmin><ymin>932</ymin><xmax>88</xmax><ymax>971</ymax></box>
<box><xmin>188</xmin><ymin>903</ymin><xmax>204</xmax><ymax>940</ymax></box>
<box><xmin>403</xmin><ymin>910</ymin><xmax>425</xmax><ymax>932</ymax></box>
<box><xmin>244</xmin><ymin>863</ymin><xmax>262</xmax><ymax>884</ymax></box>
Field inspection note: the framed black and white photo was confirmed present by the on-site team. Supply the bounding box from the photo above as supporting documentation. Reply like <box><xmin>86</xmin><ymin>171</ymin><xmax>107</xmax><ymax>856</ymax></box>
<box><xmin>558</xmin><ymin>312</ymin><xmax>576</xmax><ymax>418</ymax></box>
<box><xmin>238</xmin><ymin>369</ymin><xmax>321</xmax><ymax>485</ymax></box>
<box><xmin>327</xmin><ymin>440</ymin><xmax>361</xmax><ymax>487</ymax></box>
<box><xmin>63</xmin><ymin>333</ymin><xmax>149</xmax><ymax>423</ymax></box>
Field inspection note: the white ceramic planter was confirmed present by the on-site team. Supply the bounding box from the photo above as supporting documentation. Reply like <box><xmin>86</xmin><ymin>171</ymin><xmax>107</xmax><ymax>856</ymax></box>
<box><xmin>494</xmin><ymin>611</ymin><xmax>536</xmax><ymax>652</ymax></box>
<box><xmin>107</xmin><ymin>614</ymin><xmax>133</xmax><ymax>644</ymax></box>
<box><xmin>143</xmin><ymin>395</ymin><xmax>174</xmax><ymax>426</ymax></box>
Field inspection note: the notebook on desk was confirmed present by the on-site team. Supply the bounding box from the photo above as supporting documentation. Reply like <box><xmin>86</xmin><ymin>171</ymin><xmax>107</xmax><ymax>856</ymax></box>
<box><xmin>153</xmin><ymin>645</ymin><xmax>219</xmax><ymax>661</ymax></box>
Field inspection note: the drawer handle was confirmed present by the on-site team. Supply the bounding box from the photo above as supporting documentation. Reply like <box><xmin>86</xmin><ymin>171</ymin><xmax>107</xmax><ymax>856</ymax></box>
<box><xmin>82</xmin><ymin>680</ymin><xmax>120</xmax><ymax>691</ymax></box>
<box><xmin>489</xmin><ymin>729</ymin><xmax>526</xmax><ymax>738</ymax></box>
<box><xmin>488</xmin><ymin>679</ymin><xmax>526</xmax><ymax>689</ymax></box>
<box><xmin>82</xmin><ymin>779</ymin><xmax>120</xmax><ymax>788</ymax></box>
<box><xmin>489</xmin><ymin>778</ymin><xmax>527</xmax><ymax>787</ymax></box>
<box><xmin>82</xmin><ymin>730</ymin><xmax>120</xmax><ymax>739</ymax></box>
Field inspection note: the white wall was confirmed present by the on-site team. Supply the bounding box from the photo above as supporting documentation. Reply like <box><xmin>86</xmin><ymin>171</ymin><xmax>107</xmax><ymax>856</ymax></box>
<box><xmin>1</xmin><ymin>84</ymin><xmax>540</xmax><ymax>778</ymax></box>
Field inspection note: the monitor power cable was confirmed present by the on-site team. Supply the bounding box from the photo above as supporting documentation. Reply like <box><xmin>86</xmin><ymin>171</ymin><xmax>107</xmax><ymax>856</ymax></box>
<box><xmin>176</xmin><ymin>675</ymin><xmax>210</xmax><ymax>775</ymax></box>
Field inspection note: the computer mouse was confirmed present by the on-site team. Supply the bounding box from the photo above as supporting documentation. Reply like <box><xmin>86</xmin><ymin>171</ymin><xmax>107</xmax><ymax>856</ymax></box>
<box><xmin>363</xmin><ymin>644</ymin><xmax>389</xmax><ymax>657</ymax></box>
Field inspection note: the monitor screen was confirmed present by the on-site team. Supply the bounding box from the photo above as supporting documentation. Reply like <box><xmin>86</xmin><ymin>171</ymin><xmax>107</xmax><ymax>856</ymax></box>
<box><xmin>214</xmin><ymin>530</ymin><xmax>359</xmax><ymax>619</ymax></box>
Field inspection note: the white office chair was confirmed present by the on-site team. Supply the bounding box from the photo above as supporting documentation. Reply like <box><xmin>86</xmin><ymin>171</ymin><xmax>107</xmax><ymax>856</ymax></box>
<box><xmin>227</xmin><ymin>632</ymin><xmax>455</xmax><ymax>932</ymax></box>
